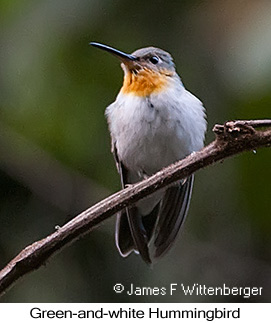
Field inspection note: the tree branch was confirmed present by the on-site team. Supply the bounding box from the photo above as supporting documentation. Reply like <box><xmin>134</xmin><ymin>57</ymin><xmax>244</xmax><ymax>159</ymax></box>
<box><xmin>0</xmin><ymin>119</ymin><xmax>270</xmax><ymax>296</ymax></box>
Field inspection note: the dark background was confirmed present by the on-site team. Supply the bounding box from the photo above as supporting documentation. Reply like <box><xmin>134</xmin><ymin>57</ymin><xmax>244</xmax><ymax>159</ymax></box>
<box><xmin>0</xmin><ymin>0</ymin><xmax>270</xmax><ymax>302</ymax></box>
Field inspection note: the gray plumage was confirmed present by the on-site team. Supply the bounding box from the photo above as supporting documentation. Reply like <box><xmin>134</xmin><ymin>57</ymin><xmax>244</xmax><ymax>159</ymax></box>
<box><xmin>91</xmin><ymin>42</ymin><xmax>207</xmax><ymax>263</ymax></box>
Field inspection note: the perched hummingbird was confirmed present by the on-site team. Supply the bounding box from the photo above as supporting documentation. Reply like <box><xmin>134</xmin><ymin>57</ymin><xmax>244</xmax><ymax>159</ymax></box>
<box><xmin>91</xmin><ymin>42</ymin><xmax>207</xmax><ymax>264</ymax></box>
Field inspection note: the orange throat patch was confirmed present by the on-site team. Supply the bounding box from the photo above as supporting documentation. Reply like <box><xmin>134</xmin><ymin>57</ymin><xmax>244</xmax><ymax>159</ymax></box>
<box><xmin>120</xmin><ymin>69</ymin><xmax>170</xmax><ymax>96</ymax></box>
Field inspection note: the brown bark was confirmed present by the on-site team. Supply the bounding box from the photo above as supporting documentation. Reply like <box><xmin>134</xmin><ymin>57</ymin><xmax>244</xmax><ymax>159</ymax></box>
<box><xmin>0</xmin><ymin>119</ymin><xmax>270</xmax><ymax>296</ymax></box>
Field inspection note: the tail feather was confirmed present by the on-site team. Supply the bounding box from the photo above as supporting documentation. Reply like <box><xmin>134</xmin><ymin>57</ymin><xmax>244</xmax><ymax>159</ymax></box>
<box><xmin>153</xmin><ymin>175</ymin><xmax>194</xmax><ymax>259</ymax></box>
<box><xmin>116</xmin><ymin>203</ymin><xmax>160</xmax><ymax>263</ymax></box>
<box><xmin>114</xmin><ymin>143</ymin><xmax>194</xmax><ymax>263</ymax></box>
<box><xmin>126</xmin><ymin>207</ymin><xmax>152</xmax><ymax>264</ymax></box>
<box><xmin>115</xmin><ymin>211</ymin><xmax>135</xmax><ymax>257</ymax></box>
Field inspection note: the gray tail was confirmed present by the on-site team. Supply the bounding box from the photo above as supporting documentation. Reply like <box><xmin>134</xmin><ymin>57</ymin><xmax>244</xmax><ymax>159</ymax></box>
<box><xmin>115</xmin><ymin>175</ymin><xmax>194</xmax><ymax>263</ymax></box>
<box><xmin>153</xmin><ymin>175</ymin><xmax>194</xmax><ymax>259</ymax></box>
<box><xmin>115</xmin><ymin>203</ymin><xmax>160</xmax><ymax>264</ymax></box>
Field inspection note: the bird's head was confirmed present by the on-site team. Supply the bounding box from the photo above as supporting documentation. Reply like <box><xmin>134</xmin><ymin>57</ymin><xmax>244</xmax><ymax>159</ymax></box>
<box><xmin>90</xmin><ymin>42</ymin><xmax>178</xmax><ymax>97</ymax></box>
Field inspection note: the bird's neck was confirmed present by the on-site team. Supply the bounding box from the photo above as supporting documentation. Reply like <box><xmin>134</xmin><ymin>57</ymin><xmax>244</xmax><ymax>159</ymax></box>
<box><xmin>120</xmin><ymin>69</ymin><xmax>175</xmax><ymax>97</ymax></box>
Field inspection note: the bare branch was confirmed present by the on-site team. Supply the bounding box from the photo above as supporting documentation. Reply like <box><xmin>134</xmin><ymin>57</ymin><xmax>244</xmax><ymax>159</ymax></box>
<box><xmin>0</xmin><ymin>119</ymin><xmax>270</xmax><ymax>296</ymax></box>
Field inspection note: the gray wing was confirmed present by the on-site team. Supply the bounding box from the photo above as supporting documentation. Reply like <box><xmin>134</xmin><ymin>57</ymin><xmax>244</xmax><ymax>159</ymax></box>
<box><xmin>112</xmin><ymin>141</ymin><xmax>152</xmax><ymax>264</ymax></box>
<box><xmin>112</xmin><ymin>139</ymin><xmax>194</xmax><ymax>263</ymax></box>
<box><xmin>153</xmin><ymin>175</ymin><xmax>194</xmax><ymax>259</ymax></box>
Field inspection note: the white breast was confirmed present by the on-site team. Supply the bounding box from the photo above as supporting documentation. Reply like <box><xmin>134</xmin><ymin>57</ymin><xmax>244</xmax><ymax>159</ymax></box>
<box><xmin>106</xmin><ymin>81</ymin><xmax>206</xmax><ymax>181</ymax></box>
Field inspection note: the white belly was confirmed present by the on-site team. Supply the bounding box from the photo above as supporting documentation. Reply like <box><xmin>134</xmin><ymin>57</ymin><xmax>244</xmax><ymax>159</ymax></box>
<box><xmin>106</xmin><ymin>88</ymin><xmax>206</xmax><ymax>181</ymax></box>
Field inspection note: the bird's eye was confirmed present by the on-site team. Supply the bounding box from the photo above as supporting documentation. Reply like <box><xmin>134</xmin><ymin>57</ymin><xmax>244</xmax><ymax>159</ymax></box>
<box><xmin>149</xmin><ymin>56</ymin><xmax>159</xmax><ymax>64</ymax></box>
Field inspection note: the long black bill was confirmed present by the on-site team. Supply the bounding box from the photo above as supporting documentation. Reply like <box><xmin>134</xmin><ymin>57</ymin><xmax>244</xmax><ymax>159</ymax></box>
<box><xmin>90</xmin><ymin>42</ymin><xmax>136</xmax><ymax>62</ymax></box>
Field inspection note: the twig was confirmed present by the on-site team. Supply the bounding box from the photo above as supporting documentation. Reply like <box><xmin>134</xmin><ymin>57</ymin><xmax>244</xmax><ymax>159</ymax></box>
<box><xmin>0</xmin><ymin>119</ymin><xmax>270</xmax><ymax>296</ymax></box>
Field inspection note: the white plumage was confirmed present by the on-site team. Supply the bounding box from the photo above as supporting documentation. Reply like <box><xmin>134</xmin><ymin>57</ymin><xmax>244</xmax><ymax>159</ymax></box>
<box><xmin>91</xmin><ymin>42</ymin><xmax>207</xmax><ymax>263</ymax></box>
<box><xmin>106</xmin><ymin>76</ymin><xmax>206</xmax><ymax>181</ymax></box>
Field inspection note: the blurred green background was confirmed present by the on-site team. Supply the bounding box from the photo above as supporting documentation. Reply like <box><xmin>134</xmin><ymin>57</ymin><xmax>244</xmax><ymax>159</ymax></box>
<box><xmin>0</xmin><ymin>0</ymin><xmax>270</xmax><ymax>302</ymax></box>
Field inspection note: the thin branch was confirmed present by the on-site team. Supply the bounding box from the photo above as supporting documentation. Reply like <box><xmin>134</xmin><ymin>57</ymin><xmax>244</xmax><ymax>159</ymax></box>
<box><xmin>0</xmin><ymin>119</ymin><xmax>270</xmax><ymax>296</ymax></box>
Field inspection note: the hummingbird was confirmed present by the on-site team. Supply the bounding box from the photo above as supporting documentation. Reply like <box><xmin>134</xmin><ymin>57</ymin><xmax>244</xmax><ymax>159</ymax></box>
<box><xmin>91</xmin><ymin>42</ymin><xmax>207</xmax><ymax>264</ymax></box>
